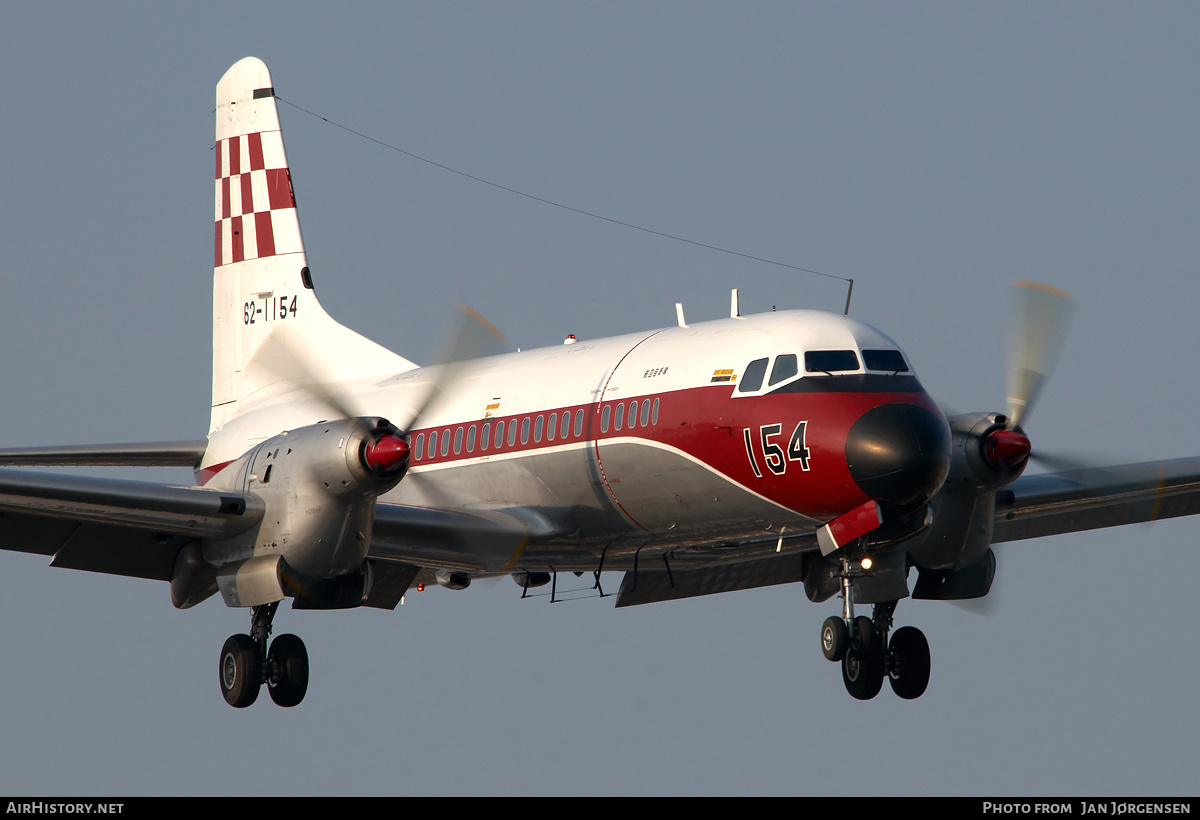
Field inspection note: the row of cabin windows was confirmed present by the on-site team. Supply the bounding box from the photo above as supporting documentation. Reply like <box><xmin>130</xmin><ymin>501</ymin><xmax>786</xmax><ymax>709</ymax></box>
<box><xmin>411</xmin><ymin>398</ymin><xmax>662</xmax><ymax>461</ymax></box>
<box><xmin>738</xmin><ymin>349</ymin><xmax>908</xmax><ymax>392</ymax></box>
<box><xmin>413</xmin><ymin>408</ymin><xmax>584</xmax><ymax>461</ymax></box>
<box><xmin>599</xmin><ymin>397</ymin><xmax>659</xmax><ymax>434</ymax></box>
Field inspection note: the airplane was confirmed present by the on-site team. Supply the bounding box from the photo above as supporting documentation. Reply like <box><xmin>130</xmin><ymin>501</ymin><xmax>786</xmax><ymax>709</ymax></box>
<box><xmin>4</xmin><ymin>56</ymin><xmax>1200</xmax><ymax>708</ymax></box>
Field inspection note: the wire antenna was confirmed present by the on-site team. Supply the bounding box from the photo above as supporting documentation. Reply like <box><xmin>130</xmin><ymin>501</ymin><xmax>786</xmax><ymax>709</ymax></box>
<box><xmin>276</xmin><ymin>95</ymin><xmax>856</xmax><ymax>305</ymax></box>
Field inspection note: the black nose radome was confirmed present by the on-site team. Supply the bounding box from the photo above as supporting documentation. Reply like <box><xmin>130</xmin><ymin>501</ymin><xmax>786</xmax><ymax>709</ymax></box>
<box><xmin>845</xmin><ymin>403</ymin><xmax>951</xmax><ymax>507</ymax></box>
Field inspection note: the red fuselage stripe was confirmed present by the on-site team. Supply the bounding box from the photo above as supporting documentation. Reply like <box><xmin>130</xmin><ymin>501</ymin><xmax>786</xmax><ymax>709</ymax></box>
<box><xmin>196</xmin><ymin>459</ymin><xmax>233</xmax><ymax>486</ymax></box>
<box><xmin>405</xmin><ymin>381</ymin><xmax>940</xmax><ymax>519</ymax></box>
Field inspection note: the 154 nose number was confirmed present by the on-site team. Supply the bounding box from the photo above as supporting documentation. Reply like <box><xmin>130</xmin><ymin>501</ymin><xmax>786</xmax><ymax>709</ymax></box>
<box><xmin>743</xmin><ymin>421</ymin><xmax>811</xmax><ymax>478</ymax></box>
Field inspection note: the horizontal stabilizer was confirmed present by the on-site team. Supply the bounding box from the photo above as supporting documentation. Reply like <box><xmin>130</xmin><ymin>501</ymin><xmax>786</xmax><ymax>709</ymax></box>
<box><xmin>0</xmin><ymin>440</ymin><xmax>208</xmax><ymax>467</ymax></box>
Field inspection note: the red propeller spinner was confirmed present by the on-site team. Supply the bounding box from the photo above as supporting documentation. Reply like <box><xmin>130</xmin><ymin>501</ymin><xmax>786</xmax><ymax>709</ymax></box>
<box><xmin>362</xmin><ymin>434</ymin><xmax>411</xmax><ymax>473</ymax></box>
<box><xmin>983</xmin><ymin>428</ymin><xmax>1031</xmax><ymax>470</ymax></box>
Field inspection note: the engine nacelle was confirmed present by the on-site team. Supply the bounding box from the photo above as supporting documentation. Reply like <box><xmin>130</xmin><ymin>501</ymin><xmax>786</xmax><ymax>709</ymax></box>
<box><xmin>194</xmin><ymin>418</ymin><xmax>411</xmax><ymax>601</ymax></box>
<box><xmin>906</xmin><ymin>412</ymin><xmax>1029</xmax><ymax>572</ymax></box>
<box><xmin>942</xmin><ymin>412</ymin><xmax>1029</xmax><ymax>493</ymax></box>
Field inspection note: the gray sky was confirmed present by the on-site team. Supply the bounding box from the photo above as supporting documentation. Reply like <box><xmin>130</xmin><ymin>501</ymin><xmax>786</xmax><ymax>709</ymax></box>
<box><xmin>2</xmin><ymin>2</ymin><xmax>1198</xmax><ymax>796</ymax></box>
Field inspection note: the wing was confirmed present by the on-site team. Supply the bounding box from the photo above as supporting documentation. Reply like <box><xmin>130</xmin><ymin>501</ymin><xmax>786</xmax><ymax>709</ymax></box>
<box><xmin>993</xmin><ymin>456</ymin><xmax>1200</xmax><ymax>542</ymax></box>
<box><xmin>0</xmin><ymin>449</ymin><xmax>557</xmax><ymax>602</ymax></box>
<box><xmin>614</xmin><ymin>456</ymin><xmax>1200</xmax><ymax>608</ymax></box>
<box><xmin>0</xmin><ymin>468</ymin><xmax>261</xmax><ymax>580</ymax></box>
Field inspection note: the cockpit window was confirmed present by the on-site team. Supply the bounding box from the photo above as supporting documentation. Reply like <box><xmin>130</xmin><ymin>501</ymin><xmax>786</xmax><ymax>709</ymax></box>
<box><xmin>862</xmin><ymin>349</ymin><xmax>909</xmax><ymax>373</ymax></box>
<box><xmin>739</xmin><ymin>358</ymin><xmax>769</xmax><ymax>392</ymax></box>
<box><xmin>805</xmin><ymin>350</ymin><xmax>860</xmax><ymax>373</ymax></box>
<box><xmin>768</xmin><ymin>354</ymin><xmax>798</xmax><ymax>386</ymax></box>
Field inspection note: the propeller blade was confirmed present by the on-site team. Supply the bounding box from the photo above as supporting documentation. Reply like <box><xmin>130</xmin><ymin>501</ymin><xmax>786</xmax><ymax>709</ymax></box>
<box><xmin>246</xmin><ymin>325</ymin><xmax>371</xmax><ymax>433</ymax></box>
<box><xmin>951</xmin><ymin>595</ymin><xmax>999</xmax><ymax>618</ymax></box>
<box><xmin>397</xmin><ymin>303</ymin><xmax>507</xmax><ymax>433</ymax></box>
<box><xmin>1006</xmin><ymin>280</ymin><xmax>1075</xmax><ymax>429</ymax></box>
<box><xmin>245</xmin><ymin>304</ymin><xmax>505</xmax><ymax>485</ymax></box>
<box><xmin>391</xmin><ymin>303</ymin><xmax>508</xmax><ymax>510</ymax></box>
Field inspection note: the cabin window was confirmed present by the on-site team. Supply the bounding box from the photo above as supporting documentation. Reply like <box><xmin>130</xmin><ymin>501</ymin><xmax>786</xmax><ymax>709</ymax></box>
<box><xmin>769</xmin><ymin>353</ymin><xmax>798</xmax><ymax>385</ymax></box>
<box><xmin>534</xmin><ymin>415</ymin><xmax>544</xmax><ymax>442</ymax></box>
<box><xmin>739</xmin><ymin>358</ymin><xmax>769</xmax><ymax>392</ymax></box>
<box><xmin>494</xmin><ymin>421</ymin><xmax>504</xmax><ymax>449</ymax></box>
<box><xmin>441</xmin><ymin>429</ymin><xmax>451</xmax><ymax>456</ymax></box>
<box><xmin>508</xmin><ymin>419</ymin><xmax>519</xmax><ymax>447</ymax></box>
<box><xmin>563</xmin><ymin>412</ymin><xmax>573</xmax><ymax>439</ymax></box>
<box><xmin>481</xmin><ymin>422</ymin><xmax>490</xmax><ymax>451</ymax></box>
<box><xmin>641</xmin><ymin>399</ymin><xmax>651</xmax><ymax>426</ymax></box>
<box><xmin>414</xmin><ymin>433</ymin><xmax>424</xmax><ymax>461</ymax></box>
<box><xmin>574</xmin><ymin>409</ymin><xmax>584</xmax><ymax>437</ymax></box>
<box><xmin>466</xmin><ymin>425</ymin><xmax>476</xmax><ymax>452</ymax></box>
<box><xmin>614</xmin><ymin>402</ymin><xmax>625</xmax><ymax>431</ymax></box>
<box><xmin>601</xmin><ymin>405</ymin><xmax>611</xmax><ymax>433</ymax></box>
<box><xmin>805</xmin><ymin>350</ymin><xmax>860</xmax><ymax>373</ymax></box>
<box><xmin>427</xmin><ymin>431</ymin><xmax>437</xmax><ymax>459</ymax></box>
<box><xmin>453</xmin><ymin>427</ymin><xmax>463</xmax><ymax>454</ymax></box>
<box><xmin>651</xmin><ymin>398</ymin><xmax>660</xmax><ymax>425</ymax></box>
<box><xmin>520</xmin><ymin>417</ymin><xmax>531</xmax><ymax>444</ymax></box>
<box><xmin>863</xmin><ymin>349</ymin><xmax>909</xmax><ymax>372</ymax></box>
<box><xmin>547</xmin><ymin>412</ymin><xmax>557</xmax><ymax>442</ymax></box>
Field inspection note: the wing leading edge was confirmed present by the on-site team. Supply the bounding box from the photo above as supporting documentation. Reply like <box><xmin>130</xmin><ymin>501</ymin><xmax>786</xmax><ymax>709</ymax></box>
<box><xmin>993</xmin><ymin>456</ymin><xmax>1200</xmax><ymax>542</ymax></box>
<box><xmin>0</xmin><ymin>468</ymin><xmax>261</xmax><ymax>581</ymax></box>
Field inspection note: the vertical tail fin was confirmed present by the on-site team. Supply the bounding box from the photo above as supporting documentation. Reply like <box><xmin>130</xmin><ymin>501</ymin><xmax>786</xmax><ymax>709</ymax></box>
<box><xmin>211</xmin><ymin>57</ymin><xmax>414</xmax><ymax>434</ymax></box>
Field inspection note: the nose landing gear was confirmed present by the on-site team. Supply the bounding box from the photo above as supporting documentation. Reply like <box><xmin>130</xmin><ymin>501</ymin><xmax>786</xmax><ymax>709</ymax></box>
<box><xmin>820</xmin><ymin>558</ymin><xmax>931</xmax><ymax>700</ymax></box>
<box><xmin>218</xmin><ymin>602</ymin><xmax>310</xmax><ymax>708</ymax></box>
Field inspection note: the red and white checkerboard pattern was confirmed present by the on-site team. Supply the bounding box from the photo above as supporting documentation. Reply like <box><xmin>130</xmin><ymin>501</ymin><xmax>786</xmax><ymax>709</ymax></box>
<box><xmin>214</xmin><ymin>130</ymin><xmax>304</xmax><ymax>267</ymax></box>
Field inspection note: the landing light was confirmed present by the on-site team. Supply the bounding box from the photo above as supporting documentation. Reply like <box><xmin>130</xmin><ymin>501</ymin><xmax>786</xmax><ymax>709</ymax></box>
<box><xmin>861</xmin><ymin>557</ymin><xmax>873</xmax><ymax>570</ymax></box>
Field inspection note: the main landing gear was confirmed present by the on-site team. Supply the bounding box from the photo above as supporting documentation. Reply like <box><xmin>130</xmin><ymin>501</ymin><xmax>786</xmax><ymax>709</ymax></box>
<box><xmin>219</xmin><ymin>602</ymin><xmax>310</xmax><ymax>708</ymax></box>
<box><xmin>820</xmin><ymin>558</ymin><xmax>931</xmax><ymax>700</ymax></box>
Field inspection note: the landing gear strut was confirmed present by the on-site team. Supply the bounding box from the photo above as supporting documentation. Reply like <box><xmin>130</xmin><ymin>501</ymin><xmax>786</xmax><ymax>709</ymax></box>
<box><xmin>819</xmin><ymin>557</ymin><xmax>931</xmax><ymax>700</ymax></box>
<box><xmin>218</xmin><ymin>602</ymin><xmax>309</xmax><ymax>708</ymax></box>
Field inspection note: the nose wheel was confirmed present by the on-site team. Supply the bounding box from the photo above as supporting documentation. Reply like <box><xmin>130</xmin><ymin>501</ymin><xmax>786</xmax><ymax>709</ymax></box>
<box><xmin>820</xmin><ymin>561</ymin><xmax>931</xmax><ymax>700</ymax></box>
<box><xmin>218</xmin><ymin>602</ymin><xmax>310</xmax><ymax>708</ymax></box>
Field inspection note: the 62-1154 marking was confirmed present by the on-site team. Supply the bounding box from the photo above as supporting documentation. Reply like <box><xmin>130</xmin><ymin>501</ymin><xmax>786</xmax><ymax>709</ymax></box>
<box><xmin>244</xmin><ymin>295</ymin><xmax>297</xmax><ymax>325</ymax></box>
<box><xmin>743</xmin><ymin>421</ymin><xmax>811</xmax><ymax>478</ymax></box>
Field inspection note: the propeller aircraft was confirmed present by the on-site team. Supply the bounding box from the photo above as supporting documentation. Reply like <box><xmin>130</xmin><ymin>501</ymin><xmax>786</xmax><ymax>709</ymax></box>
<box><xmin>4</xmin><ymin>57</ymin><xmax>1200</xmax><ymax>708</ymax></box>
